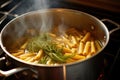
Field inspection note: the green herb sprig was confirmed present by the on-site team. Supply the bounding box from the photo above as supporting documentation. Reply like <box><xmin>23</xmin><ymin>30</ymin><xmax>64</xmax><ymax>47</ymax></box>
<box><xmin>26</xmin><ymin>33</ymin><xmax>73</xmax><ymax>63</ymax></box>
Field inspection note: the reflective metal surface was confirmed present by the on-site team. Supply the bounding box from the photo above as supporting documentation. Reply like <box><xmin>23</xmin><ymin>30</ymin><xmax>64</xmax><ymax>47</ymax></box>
<box><xmin>0</xmin><ymin>0</ymin><xmax>120</xmax><ymax>80</ymax></box>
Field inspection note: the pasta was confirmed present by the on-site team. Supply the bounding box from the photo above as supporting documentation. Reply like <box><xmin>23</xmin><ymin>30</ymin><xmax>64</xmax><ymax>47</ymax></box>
<box><xmin>78</xmin><ymin>42</ymin><xmax>84</xmax><ymax>54</ymax></box>
<box><xmin>81</xmin><ymin>32</ymin><xmax>91</xmax><ymax>43</ymax></box>
<box><xmin>11</xmin><ymin>28</ymin><xmax>102</xmax><ymax>65</ymax></box>
<box><xmin>91</xmin><ymin>41</ymin><xmax>96</xmax><ymax>54</ymax></box>
<box><xmin>83</xmin><ymin>41</ymin><xmax>91</xmax><ymax>55</ymax></box>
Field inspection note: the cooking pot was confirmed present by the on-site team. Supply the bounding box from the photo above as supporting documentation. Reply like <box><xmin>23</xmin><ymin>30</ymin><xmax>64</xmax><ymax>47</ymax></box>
<box><xmin>0</xmin><ymin>8</ymin><xmax>119</xmax><ymax>80</ymax></box>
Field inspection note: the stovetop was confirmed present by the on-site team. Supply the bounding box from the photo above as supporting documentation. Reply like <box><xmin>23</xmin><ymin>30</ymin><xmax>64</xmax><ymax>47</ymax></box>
<box><xmin>0</xmin><ymin>0</ymin><xmax>120</xmax><ymax>80</ymax></box>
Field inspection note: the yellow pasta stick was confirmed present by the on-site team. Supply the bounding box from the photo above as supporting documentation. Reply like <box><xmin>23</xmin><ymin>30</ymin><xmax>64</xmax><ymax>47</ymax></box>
<box><xmin>81</xmin><ymin>32</ymin><xmax>91</xmax><ymax>43</ymax></box>
<box><xmin>28</xmin><ymin>49</ymin><xmax>43</xmax><ymax>62</ymax></box>
<box><xmin>63</xmin><ymin>47</ymin><xmax>72</xmax><ymax>53</ymax></box>
<box><xmin>33</xmin><ymin>61</ymin><xmax>39</xmax><ymax>64</ymax></box>
<box><xmin>66</xmin><ymin>58</ymin><xmax>75</xmax><ymax>63</ymax></box>
<box><xmin>72</xmin><ymin>54</ymin><xmax>85</xmax><ymax>60</ymax></box>
<box><xmin>12</xmin><ymin>51</ymin><xmax>24</xmax><ymax>57</ymax></box>
<box><xmin>62</xmin><ymin>36</ymin><xmax>73</xmax><ymax>47</ymax></box>
<box><xmin>27</xmin><ymin>57</ymin><xmax>35</xmax><ymax>62</ymax></box>
<box><xmin>48</xmin><ymin>33</ymin><xmax>57</xmax><ymax>37</ymax></box>
<box><xmin>71</xmin><ymin>48</ymin><xmax>77</xmax><ymax>53</ymax></box>
<box><xmin>91</xmin><ymin>41</ymin><xmax>96</xmax><ymax>54</ymax></box>
<box><xmin>78</xmin><ymin>42</ymin><xmax>84</xmax><ymax>54</ymax></box>
<box><xmin>24</xmin><ymin>57</ymin><xmax>33</xmax><ymax>61</ymax></box>
<box><xmin>83</xmin><ymin>41</ymin><xmax>91</xmax><ymax>55</ymax></box>
<box><xmin>19</xmin><ymin>53</ymin><xmax>35</xmax><ymax>60</ymax></box>
<box><xmin>20</xmin><ymin>42</ymin><xmax>28</xmax><ymax>49</ymax></box>
<box><xmin>71</xmin><ymin>36</ymin><xmax>77</xmax><ymax>47</ymax></box>
<box><xmin>64</xmin><ymin>53</ymin><xmax>85</xmax><ymax>60</ymax></box>
<box><xmin>86</xmin><ymin>54</ymin><xmax>92</xmax><ymax>58</ymax></box>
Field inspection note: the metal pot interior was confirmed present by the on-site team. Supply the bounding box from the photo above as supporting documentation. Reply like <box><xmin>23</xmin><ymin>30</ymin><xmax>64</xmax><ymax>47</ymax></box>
<box><xmin>0</xmin><ymin>8</ymin><xmax>109</xmax><ymax>66</ymax></box>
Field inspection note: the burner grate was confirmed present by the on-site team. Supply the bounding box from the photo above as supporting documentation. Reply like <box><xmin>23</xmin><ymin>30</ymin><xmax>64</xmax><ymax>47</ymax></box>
<box><xmin>0</xmin><ymin>0</ymin><xmax>20</xmax><ymax>30</ymax></box>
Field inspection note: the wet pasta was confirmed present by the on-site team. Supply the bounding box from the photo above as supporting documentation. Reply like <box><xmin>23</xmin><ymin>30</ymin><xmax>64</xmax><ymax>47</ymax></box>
<box><xmin>11</xmin><ymin>28</ymin><xmax>102</xmax><ymax>65</ymax></box>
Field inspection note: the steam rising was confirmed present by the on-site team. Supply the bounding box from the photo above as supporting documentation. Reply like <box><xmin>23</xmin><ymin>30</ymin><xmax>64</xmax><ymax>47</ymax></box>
<box><xmin>33</xmin><ymin>0</ymin><xmax>49</xmax><ymax>9</ymax></box>
<box><xmin>10</xmin><ymin>0</ymin><xmax>66</xmax><ymax>39</ymax></box>
<box><xmin>17</xmin><ymin>0</ymin><xmax>53</xmax><ymax>35</ymax></box>
<box><xmin>40</xmin><ymin>12</ymin><xmax>53</xmax><ymax>33</ymax></box>
<box><xmin>33</xmin><ymin>0</ymin><xmax>52</xmax><ymax>33</ymax></box>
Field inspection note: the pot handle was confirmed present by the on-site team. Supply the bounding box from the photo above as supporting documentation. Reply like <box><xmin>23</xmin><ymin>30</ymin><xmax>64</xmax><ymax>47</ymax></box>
<box><xmin>0</xmin><ymin>67</ymin><xmax>27</xmax><ymax>77</ymax></box>
<box><xmin>101</xmin><ymin>19</ymin><xmax>120</xmax><ymax>34</ymax></box>
<box><xmin>0</xmin><ymin>67</ymin><xmax>38</xmax><ymax>77</ymax></box>
<box><xmin>0</xmin><ymin>57</ymin><xmax>5</xmax><ymax>61</ymax></box>
<box><xmin>0</xmin><ymin>57</ymin><xmax>37</xmax><ymax>77</ymax></box>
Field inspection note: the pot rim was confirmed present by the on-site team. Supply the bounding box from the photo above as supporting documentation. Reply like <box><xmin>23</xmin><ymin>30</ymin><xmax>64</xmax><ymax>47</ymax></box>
<box><xmin>0</xmin><ymin>8</ymin><xmax>109</xmax><ymax>67</ymax></box>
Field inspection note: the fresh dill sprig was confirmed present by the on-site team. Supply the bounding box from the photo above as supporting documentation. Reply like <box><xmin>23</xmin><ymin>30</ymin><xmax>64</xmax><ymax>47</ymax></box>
<box><xmin>26</xmin><ymin>33</ymin><xmax>74</xmax><ymax>63</ymax></box>
<box><xmin>26</xmin><ymin>33</ymin><xmax>51</xmax><ymax>52</ymax></box>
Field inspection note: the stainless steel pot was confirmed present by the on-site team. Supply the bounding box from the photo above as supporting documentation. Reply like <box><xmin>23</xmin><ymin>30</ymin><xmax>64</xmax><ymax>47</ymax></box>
<box><xmin>0</xmin><ymin>8</ymin><xmax>119</xmax><ymax>80</ymax></box>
